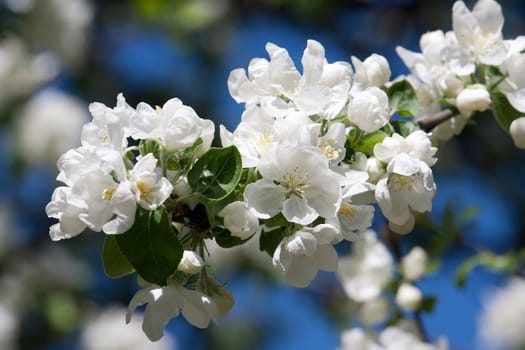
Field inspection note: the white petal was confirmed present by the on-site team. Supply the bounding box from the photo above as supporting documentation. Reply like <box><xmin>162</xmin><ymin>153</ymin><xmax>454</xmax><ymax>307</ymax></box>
<box><xmin>244</xmin><ymin>179</ymin><xmax>285</xmax><ymax>219</ymax></box>
<box><xmin>282</xmin><ymin>195</ymin><xmax>318</xmax><ymax>225</ymax></box>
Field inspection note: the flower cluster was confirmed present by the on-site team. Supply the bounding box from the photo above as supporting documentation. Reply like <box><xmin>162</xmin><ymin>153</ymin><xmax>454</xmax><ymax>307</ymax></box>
<box><xmin>397</xmin><ymin>0</ymin><xmax>525</xmax><ymax>146</ymax></box>
<box><xmin>44</xmin><ymin>0</ymin><xmax>525</xmax><ymax>343</ymax></box>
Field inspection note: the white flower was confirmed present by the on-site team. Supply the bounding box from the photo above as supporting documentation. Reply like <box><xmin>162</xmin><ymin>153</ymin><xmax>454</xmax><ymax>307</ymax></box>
<box><xmin>129</xmin><ymin>153</ymin><xmax>173</xmax><ymax>211</ymax></box>
<box><xmin>510</xmin><ymin>117</ymin><xmax>525</xmax><ymax>148</ymax></box>
<box><xmin>499</xmin><ymin>39</ymin><xmax>525</xmax><ymax>113</ymax></box>
<box><xmin>348</xmin><ymin>86</ymin><xmax>390</xmax><ymax>133</ymax></box>
<box><xmin>374</xmin><ymin>130</ymin><xmax>437</xmax><ymax>167</ymax></box>
<box><xmin>15</xmin><ymin>89</ymin><xmax>88</xmax><ymax>165</ymax></box>
<box><xmin>131</xmin><ymin>98</ymin><xmax>214</xmax><ymax>153</ymax></box>
<box><xmin>326</xmin><ymin>181</ymin><xmax>375</xmax><ymax>241</ymax></box>
<box><xmin>337</xmin><ymin>230</ymin><xmax>393</xmax><ymax>302</ymax></box>
<box><xmin>244</xmin><ymin>145</ymin><xmax>342</xmax><ymax>225</ymax></box>
<box><xmin>177</xmin><ymin>251</ymin><xmax>204</xmax><ymax>275</ymax></box>
<box><xmin>360</xmin><ymin>297</ymin><xmax>389</xmax><ymax>326</ymax></box>
<box><xmin>452</xmin><ymin>0</ymin><xmax>506</xmax><ymax>66</ymax></box>
<box><xmin>352</xmin><ymin>54</ymin><xmax>391</xmax><ymax>89</ymax></box>
<box><xmin>380</xmin><ymin>325</ymin><xmax>447</xmax><ymax>350</ymax></box>
<box><xmin>46</xmin><ymin>147</ymin><xmax>136</xmax><ymax>239</ymax></box>
<box><xmin>401</xmin><ymin>246</ymin><xmax>428</xmax><ymax>281</ymax></box>
<box><xmin>456</xmin><ymin>84</ymin><xmax>491</xmax><ymax>115</ymax></box>
<box><xmin>127</xmin><ymin>283</ymin><xmax>218</xmax><ymax>341</ymax></box>
<box><xmin>218</xmin><ymin>201</ymin><xmax>259</xmax><ymax>240</ymax></box>
<box><xmin>83</xmin><ymin>93</ymin><xmax>135</xmax><ymax>152</ymax></box>
<box><xmin>480</xmin><ymin>278</ymin><xmax>525</xmax><ymax>349</ymax></box>
<box><xmin>81</xmin><ymin>306</ymin><xmax>176</xmax><ymax>350</ymax></box>
<box><xmin>228</xmin><ymin>40</ymin><xmax>352</xmax><ymax>119</ymax></box>
<box><xmin>395</xmin><ymin>283</ymin><xmax>423</xmax><ymax>311</ymax></box>
<box><xmin>272</xmin><ymin>224</ymin><xmax>339</xmax><ymax>288</ymax></box>
<box><xmin>339</xmin><ymin>328</ymin><xmax>376</xmax><ymax>350</ymax></box>
<box><xmin>375</xmin><ymin>154</ymin><xmax>435</xmax><ymax>233</ymax></box>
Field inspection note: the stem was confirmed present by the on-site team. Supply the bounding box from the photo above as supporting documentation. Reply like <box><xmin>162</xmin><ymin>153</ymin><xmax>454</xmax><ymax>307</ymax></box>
<box><xmin>417</xmin><ymin>109</ymin><xmax>457</xmax><ymax>132</ymax></box>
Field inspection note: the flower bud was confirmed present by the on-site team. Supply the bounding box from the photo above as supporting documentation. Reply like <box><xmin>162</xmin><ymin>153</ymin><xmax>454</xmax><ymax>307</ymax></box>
<box><xmin>510</xmin><ymin>117</ymin><xmax>525</xmax><ymax>149</ymax></box>
<box><xmin>348</xmin><ymin>87</ymin><xmax>390</xmax><ymax>132</ymax></box>
<box><xmin>177</xmin><ymin>250</ymin><xmax>204</xmax><ymax>275</ymax></box>
<box><xmin>366</xmin><ymin>156</ymin><xmax>386</xmax><ymax>184</ymax></box>
<box><xmin>395</xmin><ymin>283</ymin><xmax>423</xmax><ymax>311</ymax></box>
<box><xmin>401</xmin><ymin>246</ymin><xmax>428</xmax><ymax>281</ymax></box>
<box><xmin>360</xmin><ymin>297</ymin><xmax>389</xmax><ymax>325</ymax></box>
<box><xmin>363</xmin><ymin>54</ymin><xmax>391</xmax><ymax>87</ymax></box>
<box><xmin>456</xmin><ymin>84</ymin><xmax>491</xmax><ymax>115</ymax></box>
<box><xmin>218</xmin><ymin>201</ymin><xmax>259</xmax><ymax>240</ymax></box>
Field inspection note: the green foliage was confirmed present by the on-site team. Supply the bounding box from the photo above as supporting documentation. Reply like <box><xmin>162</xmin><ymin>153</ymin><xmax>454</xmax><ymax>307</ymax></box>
<box><xmin>390</xmin><ymin>120</ymin><xmax>421</xmax><ymax>137</ymax></box>
<box><xmin>188</xmin><ymin>146</ymin><xmax>242</xmax><ymax>202</ymax></box>
<box><xmin>455</xmin><ymin>251</ymin><xmax>523</xmax><ymax>288</ymax></box>
<box><xmin>491</xmin><ymin>91</ymin><xmax>524</xmax><ymax>132</ymax></box>
<box><xmin>102</xmin><ymin>235</ymin><xmax>135</xmax><ymax>278</ymax></box>
<box><xmin>166</xmin><ymin>138</ymin><xmax>203</xmax><ymax>172</ymax></box>
<box><xmin>387</xmin><ymin>80</ymin><xmax>419</xmax><ymax>117</ymax></box>
<box><xmin>259</xmin><ymin>227</ymin><xmax>287</xmax><ymax>257</ymax></box>
<box><xmin>420</xmin><ymin>296</ymin><xmax>437</xmax><ymax>313</ymax></box>
<box><xmin>138</xmin><ymin>138</ymin><xmax>161</xmax><ymax>158</ymax></box>
<box><xmin>116</xmin><ymin>208</ymin><xmax>183</xmax><ymax>286</ymax></box>
<box><xmin>214</xmin><ymin>227</ymin><xmax>253</xmax><ymax>248</ymax></box>
<box><xmin>352</xmin><ymin>130</ymin><xmax>388</xmax><ymax>156</ymax></box>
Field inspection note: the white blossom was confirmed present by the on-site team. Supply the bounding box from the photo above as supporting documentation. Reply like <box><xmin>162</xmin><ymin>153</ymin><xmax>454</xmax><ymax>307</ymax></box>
<box><xmin>452</xmin><ymin>0</ymin><xmax>506</xmax><ymax>66</ymax></box>
<box><xmin>15</xmin><ymin>89</ymin><xmax>88</xmax><ymax>165</ymax></box>
<box><xmin>244</xmin><ymin>145</ymin><xmax>342</xmax><ymax>225</ymax></box>
<box><xmin>352</xmin><ymin>54</ymin><xmax>391</xmax><ymax>89</ymax></box>
<box><xmin>81</xmin><ymin>306</ymin><xmax>176</xmax><ymax>350</ymax></box>
<box><xmin>218</xmin><ymin>201</ymin><xmax>259</xmax><ymax>240</ymax></box>
<box><xmin>177</xmin><ymin>251</ymin><xmax>204</xmax><ymax>275</ymax></box>
<box><xmin>375</xmin><ymin>154</ymin><xmax>436</xmax><ymax>233</ymax></box>
<box><xmin>360</xmin><ymin>297</ymin><xmax>389</xmax><ymax>326</ymax></box>
<box><xmin>228</xmin><ymin>40</ymin><xmax>352</xmax><ymax>119</ymax></box>
<box><xmin>127</xmin><ymin>283</ymin><xmax>218</xmax><ymax>341</ymax></box>
<box><xmin>455</xmin><ymin>84</ymin><xmax>491</xmax><ymax>115</ymax></box>
<box><xmin>395</xmin><ymin>283</ymin><xmax>423</xmax><ymax>311</ymax></box>
<box><xmin>337</xmin><ymin>230</ymin><xmax>393</xmax><ymax>302</ymax></box>
<box><xmin>509</xmin><ymin>117</ymin><xmax>525</xmax><ymax>148</ymax></box>
<box><xmin>272</xmin><ymin>224</ymin><xmax>339</xmax><ymax>288</ymax></box>
<box><xmin>131</xmin><ymin>98</ymin><xmax>214</xmax><ymax>153</ymax></box>
<box><xmin>348</xmin><ymin>86</ymin><xmax>390</xmax><ymax>133</ymax></box>
<box><xmin>401</xmin><ymin>246</ymin><xmax>428</xmax><ymax>281</ymax></box>
<box><xmin>480</xmin><ymin>278</ymin><xmax>525</xmax><ymax>349</ymax></box>
<box><xmin>374</xmin><ymin>130</ymin><xmax>437</xmax><ymax>167</ymax></box>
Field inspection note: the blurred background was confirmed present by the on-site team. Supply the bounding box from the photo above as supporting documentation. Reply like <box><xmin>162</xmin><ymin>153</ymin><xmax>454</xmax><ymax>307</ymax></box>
<box><xmin>0</xmin><ymin>0</ymin><xmax>524</xmax><ymax>349</ymax></box>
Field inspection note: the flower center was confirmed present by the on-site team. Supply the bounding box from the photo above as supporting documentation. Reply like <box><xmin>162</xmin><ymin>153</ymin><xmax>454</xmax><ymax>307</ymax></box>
<box><xmin>102</xmin><ymin>187</ymin><xmax>116</xmax><ymax>200</ymax></box>
<box><xmin>388</xmin><ymin>173</ymin><xmax>415</xmax><ymax>192</ymax></box>
<box><xmin>339</xmin><ymin>202</ymin><xmax>356</xmax><ymax>218</ymax></box>
<box><xmin>281</xmin><ymin>167</ymin><xmax>309</xmax><ymax>198</ymax></box>
<box><xmin>318</xmin><ymin>138</ymin><xmax>341</xmax><ymax>161</ymax></box>
<box><xmin>137</xmin><ymin>181</ymin><xmax>152</xmax><ymax>199</ymax></box>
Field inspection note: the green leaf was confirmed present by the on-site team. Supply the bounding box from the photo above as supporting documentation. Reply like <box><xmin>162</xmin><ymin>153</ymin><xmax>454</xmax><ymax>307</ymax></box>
<box><xmin>188</xmin><ymin>146</ymin><xmax>242</xmax><ymax>201</ymax></box>
<box><xmin>420</xmin><ymin>296</ymin><xmax>437</xmax><ymax>313</ymax></box>
<box><xmin>390</xmin><ymin>120</ymin><xmax>421</xmax><ymax>137</ymax></box>
<box><xmin>116</xmin><ymin>208</ymin><xmax>183</xmax><ymax>286</ymax></box>
<box><xmin>166</xmin><ymin>138</ymin><xmax>203</xmax><ymax>171</ymax></box>
<box><xmin>259</xmin><ymin>228</ymin><xmax>286</xmax><ymax>257</ymax></box>
<box><xmin>214</xmin><ymin>227</ymin><xmax>253</xmax><ymax>248</ymax></box>
<box><xmin>138</xmin><ymin>138</ymin><xmax>161</xmax><ymax>158</ymax></box>
<box><xmin>491</xmin><ymin>91</ymin><xmax>524</xmax><ymax>132</ymax></box>
<box><xmin>353</xmin><ymin>130</ymin><xmax>388</xmax><ymax>156</ymax></box>
<box><xmin>454</xmin><ymin>252</ymin><xmax>518</xmax><ymax>288</ymax></box>
<box><xmin>102</xmin><ymin>235</ymin><xmax>135</xmax><ymax>278</ymax></box>
<box><xmin>263</xmin><ymin>213</ymin><xmax>289</xmax><ymax>228</ymax></box>
<box><xmin>387</xmin><ymin>80</ymin><xmax>419</xmax><ymax>117</ymax></box>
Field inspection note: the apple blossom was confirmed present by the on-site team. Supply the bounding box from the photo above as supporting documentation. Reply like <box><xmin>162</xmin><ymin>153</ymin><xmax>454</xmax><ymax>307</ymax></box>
<box><xmin>177</xmin><ymin>250</ymin><xmax>204</xmax><ymax>275</ymax></box>
<box><xmin>395</xmin><ymin>283</ymin><xmax>423</xmax><ymax>311</ymax></box>
<box><xmin>218</xmin><ymin>201</ymin><xmax>259</xmax><ymax>240</ymax></box>
<box><xmin>244</xmin><ymin>145</ymin><xmax>342</xmax><ymax>225</ymax></box>
<box><xmin>509</xmin><ymin>117</ymin><xmax>525</xmax><ymax>148</ymax></box>
<box><xmin>126</xmin><ymin>283</ymin><xmax>218</xmax><ymax>341</ymax></box>
<box><xmin>347</xmin><ymin>86</ymin><xmax>390</xmax><ymax>133</ymax></box>
<box><xmin>272</xmin><ymin>224</ymin><xmax>339</xmax><ymax>288</ymax></box>
<box><xmin>455</xmin><ymin>84</ymin><xmax>491</xmax><ymax>115</ymax></box>
<box><xmin>401</xmin><ymin>246</ymin><xmax>428</xmax><ymax>281</ymax></box>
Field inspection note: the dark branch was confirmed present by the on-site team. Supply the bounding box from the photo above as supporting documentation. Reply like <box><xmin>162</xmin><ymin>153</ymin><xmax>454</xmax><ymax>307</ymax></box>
<box><xmin>417</xmin><ymin>109</ymin><xmax>458</xmax><ymax>132</ymax></box>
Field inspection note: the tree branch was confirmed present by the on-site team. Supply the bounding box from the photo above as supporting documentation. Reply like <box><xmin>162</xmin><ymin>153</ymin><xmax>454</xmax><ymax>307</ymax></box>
<box><xmin>417</xmin><ymin>108</ymin><xmax>458</xmax><ymax>132</ymax></box>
